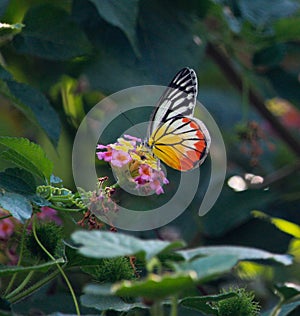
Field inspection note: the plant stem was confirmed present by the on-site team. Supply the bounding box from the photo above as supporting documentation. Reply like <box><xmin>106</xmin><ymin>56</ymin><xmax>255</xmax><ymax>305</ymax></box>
<box><xmin>205</xmin><ymin>41</ymin><xmax>300</xmax><ymax>157</ymax></box>
<box><xmin>5</xmin><ymin>271</ymin><xmax>34</xmax><ymax>300</ymax></box>
<box><xmin>151</xmin><ymin>301</ymin><xmax>163</xmax><ymax>316</ymax></box>
<box><xmin>269</xmin><ymin>299</ymin><xmax>283</xmax><ymax>316</ymax></box>
<box><xmin>4</xmin><ymin>219</ymin><xmax>29</xmax><ymax>296</ymax></box>
<box><xmin>0</xmin><ymin>214</ymin><xmax>12</xmax><ymax>220</ymax></box>
<box><xmin>49</xmin><ymin>205</ymin><xmax>84</xmax><ymax>212</ymax></box>
<box><xmin>8</xmin><ymin>269</ymin><xmax>60</xmax><ymax>304</ymax></box>
<box><xmin>32</xmin><ymin>216</ymin><xmax>81</xmax><ymax>316</ymax></box>
<box><xmin>170</xmin><ymin>295</ymin><xmax>178</xmax><ymax>316</ymax></box>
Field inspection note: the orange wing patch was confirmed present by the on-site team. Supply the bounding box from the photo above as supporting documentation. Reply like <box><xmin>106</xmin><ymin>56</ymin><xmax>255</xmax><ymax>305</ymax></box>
<box><xmin>149</xmin><ymin>116</ymin><xmax>210</xmax><ymax>171</ymax></box>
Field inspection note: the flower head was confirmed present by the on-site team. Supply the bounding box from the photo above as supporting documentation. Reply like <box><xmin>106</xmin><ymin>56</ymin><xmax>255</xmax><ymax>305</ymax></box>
<box><xmin>111</xmin><ymin>150</ymin><xmax>132</xmax><ymax>167</ymax></box>
<box><xmin>37</xmin><ymin>206</ymin><xmax>62</xmax><ymax>225</ymax></box>
<box><xmin>96</xmin><ymin>135</ymin><xmax>168</xmax><ymax>195</ymax></box>
<box><xmin>0</xmin><ymin>210</ymin><xmax>15</xmax><ymax>239</ymax></box>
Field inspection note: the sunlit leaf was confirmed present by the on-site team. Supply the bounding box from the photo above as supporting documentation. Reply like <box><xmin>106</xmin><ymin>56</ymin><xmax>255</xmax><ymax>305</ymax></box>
<box><xmin>236</xmin><ymin>261</ymin><xmax>273</xmax><ymax>280</ymax></box>
<box><xmin>253</xmin><ymin>210</ymin><xmax>300</xmax><ymax>238</ymax></box>
<box><xmin>288</xmin><ymin>239</ymin><xmax>300</xmax><ymax>261</ymax></box>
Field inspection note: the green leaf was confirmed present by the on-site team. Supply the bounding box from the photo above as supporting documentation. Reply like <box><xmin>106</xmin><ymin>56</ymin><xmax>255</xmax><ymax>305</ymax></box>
<box><xmin>202</xmin><ymin>188</ymin><xmax>274</xmax><ymax>237</ymax></box>
<box><xmin>0</xmin><ymin>64</ymin><xmax>60</xmax><ymax>146</ymax></box>
<box><xmin>13</xmin><ymin>4</ymin><xmax>92</xmax><ymax>60</ymax></box>
<box><xmin>274</xmin><ymin>283</ymin><xmax>300</xmax><ymax>301</ymax></box>
<box><xmin>81</xmin><ymin>293</ymin><xmax>145</xmax><ymax>312</ymax></box>
<box><xmin>276</xmin><ymin>301</ymin><xmax>300</xmax><ymax>316</ymax></box>
<box><xmin>4</xmin><ymin>80</ymin><xmax>61</xmax><ymax>146</ymax></box>
<box><xmin>177</xmin><ymin>246</ymin><xmax>293</xmax><ymax>266</ymax></box>
<box><xmin>0</xmin><ymin>137</ymin><xmax>53</xmax><ymax>181</ymax></box>
<box><xmin>89</xmin><ymin>0</ymin><xmax>140</xmax><ymax>56</ymax></box>
<box><xmin>180</xmin><ymin>292</ymin><xmax>237</xmax><ymax>314</ymax></box>
<box><xmin>173</xmin><ymin>254</ymin><xmax>239</xmax><ymax>282</ymax></box>
<box><xmin>274</xmin><ymin>17</ymin><xmax>300</xmax><ymax>41</ymax></box>
<box><xmin>0</xmin><ymin>258</ymin><xmax>65</xmax><ymax>276</ymax></box>
<box><xmin>113</xmin><ymin>272</ymin><xmax>197</xmax><ymax>300</ymax></box>
<box><xmin>83</xmin><ymin>283</ymin><xmax>114</xmax><ymax>296</ymax></box>
<box><xmin>253</xmin><ymin>210</ymin><xmax>300</xmax><ymax>238</ymax></box>
<box><xmin>0</xmin><ymin>64</ymin><xmax>13</xmax><ymax>80</ymax></box>
<box><xmin>263</xmin><ymin>301</ymin><xmax>300</xmax><ymax>316</ymax></box>
<box><xmin>0</xmin><ymin>192</ymin><xmax>32</xmax><ymax>222</ymax></box>
<box><xmin>0</xmin><ymin>168</ymin><xmax>36</xmax><ymax>195</ymax></box>
<box><xmin>65</xmin><ymin>243</ymin><xmax>115</xmax><ymax>269</ymax></box>
<box><xmin>71</xmin><ymin>230</ymin><xmax>184</xmax><ymax>261</ymax></box>
<box><xmin>73</xmin><ymin>0</ymin><xmax>205</xmax><ymax>93</ymax></box>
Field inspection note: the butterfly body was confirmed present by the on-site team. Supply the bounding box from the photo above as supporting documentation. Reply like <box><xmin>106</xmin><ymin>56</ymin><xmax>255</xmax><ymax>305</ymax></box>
<box><xmin>147</xmin><ymin>68</ymin><xmax>211</xmax><ymax>171</ymax></box>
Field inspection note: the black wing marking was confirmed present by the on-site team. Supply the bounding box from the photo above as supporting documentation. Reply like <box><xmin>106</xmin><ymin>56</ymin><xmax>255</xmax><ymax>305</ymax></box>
<box><xmin>148</xmin><ymin>67</ymin><xmax>198</xmax><ymax>137</ymax></box>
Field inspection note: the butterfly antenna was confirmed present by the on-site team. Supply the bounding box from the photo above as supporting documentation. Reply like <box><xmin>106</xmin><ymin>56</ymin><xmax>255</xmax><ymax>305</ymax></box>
<box><xmin>119</xmin><ymin>110</ymin><xmax>144</xmax><ymax>140</ymax></box>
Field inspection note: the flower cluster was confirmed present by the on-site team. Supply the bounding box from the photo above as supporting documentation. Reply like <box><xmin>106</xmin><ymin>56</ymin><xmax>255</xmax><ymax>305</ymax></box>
<box><xmin>77</xmin><ymin>177</ymin><xmax>118</xmax><ymax>230</ymax></box>
<box><xmin>97</xmin><ymin>135</ymin><xmax>169</xmax><ymax>195</ymax></box>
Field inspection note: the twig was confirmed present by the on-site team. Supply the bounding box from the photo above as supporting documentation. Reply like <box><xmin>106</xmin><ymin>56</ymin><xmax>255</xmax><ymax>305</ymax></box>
<box><xmin>205</xmin><ymin>42</ymin><xmax>300</xmax><ymax>157</ymax></box>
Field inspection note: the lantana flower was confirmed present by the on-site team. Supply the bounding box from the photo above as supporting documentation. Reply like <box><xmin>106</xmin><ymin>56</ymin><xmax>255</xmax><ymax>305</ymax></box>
<box><xmin>0</xmin><ymin>209</ymin><xmax>15</xmax><ymax>239</ymax></box>
<box><xmin>96</xmin><ymin>135</ymin><xmax>168</xmax><ymax>195</ymax></box>
<box><xmin>37</xmin><ymin>206</ymin><xmax>62</xmax><ymax>225</ymax></box>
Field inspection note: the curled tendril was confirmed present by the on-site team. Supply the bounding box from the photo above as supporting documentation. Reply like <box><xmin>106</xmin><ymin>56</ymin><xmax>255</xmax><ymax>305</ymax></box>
<box><xmin>36</xmin><ymin>185</ymin><xmax>86</xmax><ymax>209</ymax></box>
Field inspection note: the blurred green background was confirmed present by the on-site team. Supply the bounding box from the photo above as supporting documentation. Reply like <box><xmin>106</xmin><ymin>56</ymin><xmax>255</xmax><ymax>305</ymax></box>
<box><xmin>0</xmin><ymin>0</ymin><xmax>300</xmax><ymax>313</ymax></box>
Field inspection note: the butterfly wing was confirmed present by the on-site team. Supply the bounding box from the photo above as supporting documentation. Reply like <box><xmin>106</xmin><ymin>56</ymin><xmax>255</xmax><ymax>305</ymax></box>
<box><xmin>148</xmin><ymin>115</ymin><xmax>211</xmax><ymax>171</ymax></box>
<box><xmin>147</xmin><ymin>68</ymin><xmax>211</xmax><ymax>171</ymax></box>
<box><xmin>147</xmin><ymin>67</ymin><xmax>198</xmax><ymax>138</ymax></box>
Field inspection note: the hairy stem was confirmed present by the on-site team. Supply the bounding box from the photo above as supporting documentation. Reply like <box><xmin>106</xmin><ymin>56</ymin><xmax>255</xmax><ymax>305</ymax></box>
<box><xmin>4</xmin><ymin>219</ymin><xmax>30</xmax><ymax>296</ymax></box>
<box><xmin>32</xmin><ymin>216</ymin><xmax>81</xmax><ymax>316</ymax></box>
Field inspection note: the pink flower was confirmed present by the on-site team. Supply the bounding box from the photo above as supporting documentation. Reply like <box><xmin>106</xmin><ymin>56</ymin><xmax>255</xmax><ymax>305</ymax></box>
<box><xmin>123</xmin><ymin>134</ymin><xmax>142</xmax><ymax>143</ymax></box>
<box><xmin>96</xmin><ymin>135</ymin><xmax>169</xmax><ymax>195</ymax></box>
<box><xmin>138</xmin><ymin>164</ymin><xmax>152</xmax><ymax>181</ymax></box>
<box><xmin>111</xmin><ymin>150</ymin><xmax>132</xmax><ymax>167</ymax></box>
<box><xmin>37</xmin><ymin>207</ymin><xmax>62</xmax><ymax>225</ymax></box>
<box><xmin>97</xmin><ymin>144</ymin><xmax>108</xmax><ymax>149</ymax></box>
<box><xmin>150</xmin><ymin>179</ymin><xmax>164</xmax><ymax>195</ymax></box>
<box><xmin>97</xmin><ymin>146</ymin><xmax>113</xmax><ymax>162</ymax></box>
<box><xmin>0</xmin><ymin>211</ymin><xmax>15</xmax><ymax>239</ymax></box>
<box><xmin>149</xmin><ymin>171</ymin><xmax>169</xmax><ymax>195</ymax></box>
<box><xmin>134</xmin><ymin>176</ymin><xmax>147</xmax><ymax>186</ymax></box>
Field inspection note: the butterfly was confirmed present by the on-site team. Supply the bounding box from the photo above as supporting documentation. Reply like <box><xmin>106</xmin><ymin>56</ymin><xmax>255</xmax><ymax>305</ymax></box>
<box><xmin>147</xmin><ymin>68</ymin><xmax>211</xmax><ymax>171</ymax></box>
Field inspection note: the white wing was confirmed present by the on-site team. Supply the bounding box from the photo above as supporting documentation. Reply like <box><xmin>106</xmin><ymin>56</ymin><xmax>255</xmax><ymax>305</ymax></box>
<box><xmin>147</xmin><ymin>67</ymin><xmax>198</xmax><ymax>138</ymax></box>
